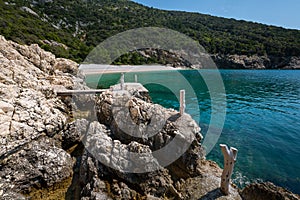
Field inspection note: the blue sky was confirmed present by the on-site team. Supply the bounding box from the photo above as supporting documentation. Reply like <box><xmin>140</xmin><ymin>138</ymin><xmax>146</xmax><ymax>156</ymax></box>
<box><xmin>132</xmin><ymin>0</ymin><xmax>300</xmax><ymax>30</ymax></box>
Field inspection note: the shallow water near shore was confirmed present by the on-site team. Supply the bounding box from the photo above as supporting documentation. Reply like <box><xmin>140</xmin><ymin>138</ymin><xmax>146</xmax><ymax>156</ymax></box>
<box><xmin>86</xmin><ymin>69</ymin><xmax>300</xmax><ymax>194</ymax></box>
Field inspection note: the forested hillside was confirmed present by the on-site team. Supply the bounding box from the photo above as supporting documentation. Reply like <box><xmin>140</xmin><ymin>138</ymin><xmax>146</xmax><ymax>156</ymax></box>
<box><xmin>1</xmin><ymin>0</ymin><xmax>300</xmax><ymax>68</ymax></box>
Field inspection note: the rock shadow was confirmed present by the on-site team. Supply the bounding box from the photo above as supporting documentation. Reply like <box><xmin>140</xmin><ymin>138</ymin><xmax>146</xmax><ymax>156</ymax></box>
<box><xmin>167</xmin><ymin>113</ymin><xmax>181</xmax><ymax>122</ymax></box>
<box><xmin>198</xmin><ymin>188</ymin><xmax>224</xmax><ymax>200</ymax></box>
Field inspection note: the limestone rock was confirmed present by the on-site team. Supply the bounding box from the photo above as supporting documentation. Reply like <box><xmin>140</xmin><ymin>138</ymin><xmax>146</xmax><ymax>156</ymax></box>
<box><xmin>240</xmin><ymin>182</ymin><xmax>300</xmax><ymax>200</ymax></box>
<box><xmin>179</xmin><ymin>160</ymin><xmax>242</xmax><ymax>200</ymax></box>
<box><xmin>281</xmin><ymin>56</ymin><xmax>300</xmax><ymax>69</ymax></box>
<box><xmin>0</xmin><ymin>35</ymin><xmax>81</xmax><ymax>198</ymax></box>
<box><xmin>137</xmin><ymin>48</ymin><xmax>193</xmax><ymax>68</ymax></box>
<box><xmin>212</xmin><ymin>54</ymin><xmax>300</xmax><ymax>69</ymax></box>
<box><xmin>0</xmin><ymin>189</ymin><xmax>26</xmax><ymax>200</ymax></box>
<box><xmin>79</xmin><ymin>149</ymin><xmax>128</xmax><ymax>200</ymax></box>
<box><xmin>61</xmin><ymin>118</ymin><xmax>89</xmax><ymax>150</ymax></box>
<box><xmin>78</xmin><ymin>121</ymin><xmax>181</xmax><ymax>199</ymax></box>
<box><xmin>0</xmin><ymin>85</ymin><xmax>67</xmax><ymax>159</ymax></box>
<box><xmin>96</xmin><ymin>91</ymin><xmax>204</xmax><ymax>178</ymax></box>
<box><xmin>0</xmin><ymin>137</ymin><xmax>73</xmax><ymax>194</ymax></box>
<box><xmin>212</xmin><ymin>54</ymin><xmax>270</xmax><ymax>69</ymax></box>
<box><xmin>53</xmin><ymin>58</ymin><xmax>79</xmax><ymax>76</ymax></box>
<box><xmin>84</xmin><ymin>121</ymin><xmax>162</xmax><ymax>173</ymax></box>
<box><xmin>0</xmin><ymin>34</ymin><xmax>297</xmax><ymax>200</ymax></box>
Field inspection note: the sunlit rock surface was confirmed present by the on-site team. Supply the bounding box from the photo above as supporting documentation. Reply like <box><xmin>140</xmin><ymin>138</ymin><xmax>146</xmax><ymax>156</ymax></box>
<box><xmin>1</xmin><ymin>35</ymin><xmax>296</xmax><ymax>199</ymax></box>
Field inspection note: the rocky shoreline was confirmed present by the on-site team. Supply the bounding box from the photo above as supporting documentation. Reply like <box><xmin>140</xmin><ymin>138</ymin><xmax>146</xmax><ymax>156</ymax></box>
<box><xmin>0</xmin><ymin>35</ymin><xmax>299</xmax><ymax>199</ymax></box>
<box><xmin>135</xmin><ymin>49</ymin><xmax>300</xmax><ymax>69</ymax></box>
<box><xmin>212</xmin><ymin>54</ymin><xmax>300</xmax><ymax>69</ymax></box>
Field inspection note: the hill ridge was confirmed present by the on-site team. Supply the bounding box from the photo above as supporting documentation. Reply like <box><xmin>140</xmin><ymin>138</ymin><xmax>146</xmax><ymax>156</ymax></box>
<box><xmin>1</xmin><ymin>0</ymin><xmax>299</xmax><ymax>68</ymax></box>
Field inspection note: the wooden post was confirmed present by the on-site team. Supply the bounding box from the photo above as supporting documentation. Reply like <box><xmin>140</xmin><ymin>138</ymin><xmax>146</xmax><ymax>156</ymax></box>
<box><xmin>135</xmin><ymin>74</ymin><xmax>138</xmax><ymax>83</ymax></box>
<box><xmin>180</xmin><ymin>90</ymin><xmax>185</xmax><ymax>115</ymax></box>
<box><xmin>220</xmin><ymin>144</ymin><xmax>238</xmax><ymax>195</ymax></box>
<box><xmin>120</xmin><ymin>73</ymin><xmax>125</xmax><ymax>90</ymax></box>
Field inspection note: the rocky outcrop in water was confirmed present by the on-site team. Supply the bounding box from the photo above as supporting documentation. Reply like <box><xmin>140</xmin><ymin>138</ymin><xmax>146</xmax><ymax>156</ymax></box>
<box><xmin>240</xmin><ymin>182</ymin><xmax>300</xmax><ymax>200</ymax></box>
<box><xmin>95</xmin><ymin>90</ymin><xmax>204</xmax><ymax>176</ymax></box>
<box><xmin>77</xmin><ymin>119</ymin><xmax>242</xmax><ymax>200</ymax></box>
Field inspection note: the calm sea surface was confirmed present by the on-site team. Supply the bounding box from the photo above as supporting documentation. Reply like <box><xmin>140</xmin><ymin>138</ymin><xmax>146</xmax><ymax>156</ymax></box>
<box><xmin>86</xmin><ymin>69</ymin><xmax>300</xmax><ymax>194</ymax></box>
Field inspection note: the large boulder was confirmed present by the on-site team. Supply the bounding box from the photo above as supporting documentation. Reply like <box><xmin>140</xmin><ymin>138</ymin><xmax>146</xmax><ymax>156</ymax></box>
<box><xmin>79</xmin><ymin>121</ymin><xmax>181</xmax><ymax>199</ymax></box>
<box><xmin>96</xmin><ymin>90</ymin><xmax>204</xmax><ymax>178</ymax></box>
<box><xmin>0</xmin><ymin>137</ymin><xmax>73</xmax><ymax>194</ymax></box>
<box><xmin>53</xmin><ymin>58</ymin><xmax>79</xmax><ymax>76</ymax></box>
<box><xmin>179</xmin><ymin>160</ymin><xmax>242</xmax><ymax>200</ymax></box>
<box><xmin>60</xmin><ymin>118</ymin><xmax>89</xmax><ymax>150</ymax></box>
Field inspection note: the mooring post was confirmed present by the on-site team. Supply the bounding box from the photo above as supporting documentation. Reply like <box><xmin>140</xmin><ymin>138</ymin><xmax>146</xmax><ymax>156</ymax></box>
<box><xmin>135</xmin><ymin>74</ymin><xmax>138</xmax><ymax>83</ymax></box>
<box><xmin>220</xmin><ymin>144</ymin><xmax>238</xmax><ymax>195</ymax></box>
<box><xmin>180</xmin><ymin>90</ymin><xmax>186</xmax><ymax>115</ymax></box>
<box><xmin>120</xmin><ymin>73</ymin><xmax>125</xmax><ymax>90</ymax></box>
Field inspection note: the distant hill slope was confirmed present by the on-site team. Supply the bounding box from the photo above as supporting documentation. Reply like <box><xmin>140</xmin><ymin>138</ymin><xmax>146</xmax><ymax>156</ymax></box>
<box><xmin>1</xmin><ymin>0</ymin><xmax>300</xmax><ymax>68</ymax></box>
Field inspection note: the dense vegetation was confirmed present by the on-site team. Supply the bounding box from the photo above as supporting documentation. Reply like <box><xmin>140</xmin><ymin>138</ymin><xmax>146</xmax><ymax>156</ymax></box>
<box><xmin>1</xmin><ymin>0</ymin><xmax>300</xmax><ymax>63</ymax></box>
<box><xmin>0</xmin><ymin>0</ymin><xmax>91</xmax><ymax>62</ymax></box>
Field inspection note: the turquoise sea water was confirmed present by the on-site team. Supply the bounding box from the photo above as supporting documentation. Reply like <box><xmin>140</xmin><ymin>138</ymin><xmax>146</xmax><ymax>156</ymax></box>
<box><xmin>86</xmin><ymin>70</ymin><xmax>300</xmax><ymax>194</ymax></box>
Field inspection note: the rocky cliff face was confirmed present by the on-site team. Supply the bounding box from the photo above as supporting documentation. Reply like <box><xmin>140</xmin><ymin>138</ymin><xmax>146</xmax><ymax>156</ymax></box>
<box><xmin>212</xmin><ymin>54</ymin><xmax>300</xmax><ymax>69</ymax></box>
<box><xmin>131</xmin><ymin>50</ymin><xmax>300</xmax><ymax>69</ymax></box>
<box><xmin>0</xmin><ymin>35</ymin><xmax>298</xmax><ymax>200</ymax></box>
<box><xmin>0</xmin><ymin>35</ymin><xmax>86</xmax><ymax>199</ymax></box>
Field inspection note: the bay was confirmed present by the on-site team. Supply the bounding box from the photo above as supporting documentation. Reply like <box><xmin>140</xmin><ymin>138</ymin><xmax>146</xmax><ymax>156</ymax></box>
<box><xmin>86</xmin><ymin>69</ymin><xmax>300</xmax><ymax>194</ymax></box>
